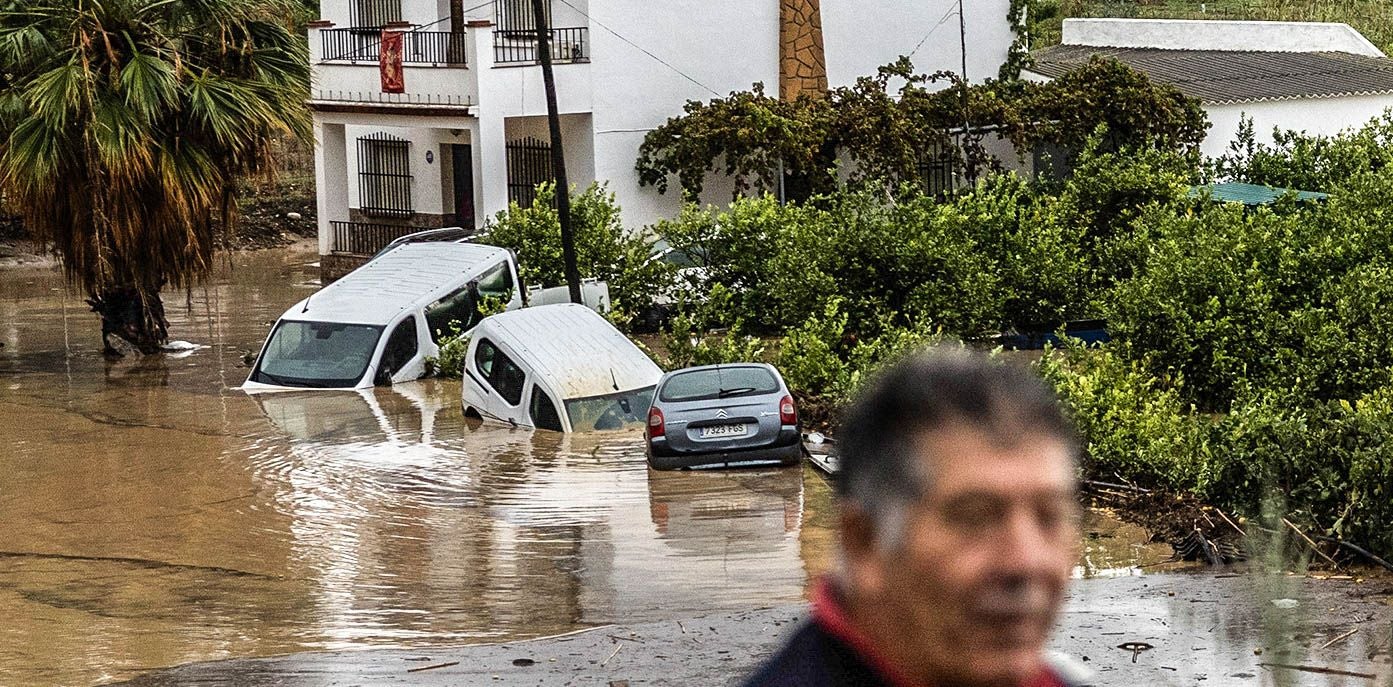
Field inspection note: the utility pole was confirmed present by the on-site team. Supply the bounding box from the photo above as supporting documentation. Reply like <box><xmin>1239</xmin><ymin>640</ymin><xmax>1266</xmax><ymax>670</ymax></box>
<box><xmin>532</xmin><ymin>0</ymin><xmax>582</xmax><ymax>304</ymax></box>
<box><xmin>958</xmin><ymin>0</ymin><xmax>977</xmax><ymax>186</ymax></box>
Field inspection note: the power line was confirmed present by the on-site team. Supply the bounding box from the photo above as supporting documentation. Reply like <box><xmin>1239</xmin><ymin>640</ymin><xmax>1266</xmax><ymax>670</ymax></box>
<box><xmin>909</xmin><ymin>5</ymin><xmax>960</xmax><ymax>59</ymax></box>
<box><xmin>551</xmin><ymin>0</ymin><xmax>721</xmax><ymax>97</ymax></box>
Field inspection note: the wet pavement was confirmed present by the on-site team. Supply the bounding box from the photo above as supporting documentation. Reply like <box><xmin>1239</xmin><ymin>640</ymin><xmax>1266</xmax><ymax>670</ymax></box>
<box><xmin>1</xmin><ymin>246</ymin><xmax>1389</xmax><ymax>686</ymax></box>
<box><xmin>110</xmin><ymin>573</ymin><xmax>1393</xmax><ymax>687</ymax></box>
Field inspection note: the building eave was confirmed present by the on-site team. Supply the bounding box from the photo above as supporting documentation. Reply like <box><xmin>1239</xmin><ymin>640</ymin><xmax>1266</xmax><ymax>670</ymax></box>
<box><xmin>307</xmin><ymin>100</ymin><xmax>475</xmax><ymax>117</ymax></box>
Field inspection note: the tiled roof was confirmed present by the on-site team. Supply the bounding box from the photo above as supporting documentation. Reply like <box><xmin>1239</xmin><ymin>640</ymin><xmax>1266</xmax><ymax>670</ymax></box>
<box><xmin>1030</xmin><ymin>45</ymin><xmax>1393</xmax><ymax>104</ymax></box>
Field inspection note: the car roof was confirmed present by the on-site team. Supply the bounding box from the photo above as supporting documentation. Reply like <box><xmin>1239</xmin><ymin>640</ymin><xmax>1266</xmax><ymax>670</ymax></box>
<box><xmin>474</xmin><ymin>303</ymin><xmax>663</xmax><ymax>400</ymax></box>
<box><xmin>287</xmin><ymin>242</ymin><xmax>510</xmax><ymax>326</ymax></box>
<box><xmin>659</xmin><ymin>363</ymin><xmax>778</xmax><ymax>381</ymax></box>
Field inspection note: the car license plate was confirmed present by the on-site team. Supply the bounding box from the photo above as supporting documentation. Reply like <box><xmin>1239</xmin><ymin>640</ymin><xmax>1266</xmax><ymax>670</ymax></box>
<box><xmin>700</xmin><ymin>423</ymin><xmax>745</xmax><ymax>438</ymax></box>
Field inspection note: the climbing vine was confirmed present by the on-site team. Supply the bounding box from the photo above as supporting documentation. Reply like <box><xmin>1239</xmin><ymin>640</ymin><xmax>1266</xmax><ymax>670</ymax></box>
<box><xmin>636</xmin><ymin>56</ymin><xmax>1207</xmax><ymax>200</ymax></box>
<box><xmin>999</xmin><ymin>0</ymin><xmax>1039</xmax><ymax>81</ymax></box>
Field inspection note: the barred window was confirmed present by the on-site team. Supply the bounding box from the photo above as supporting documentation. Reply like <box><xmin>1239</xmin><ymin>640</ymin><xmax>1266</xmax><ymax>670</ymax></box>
<box><xmin>495</xmin><ymin>0</ymin><xmax>550</xmax><ymax>36</ymax></box>
<box><xmin>357</xmin><ymin>133</ymin><xmax>413</xmax><ymax>216</ymax></box>
<box><xmin>352</xmin><ymin>0</ymin><xmax>402</xmax><ymax>28</ymax></box>
<box><xmin>919</xmin><ymin>139</ymin><xmax>957</xmax><ymax>199</ymax></box>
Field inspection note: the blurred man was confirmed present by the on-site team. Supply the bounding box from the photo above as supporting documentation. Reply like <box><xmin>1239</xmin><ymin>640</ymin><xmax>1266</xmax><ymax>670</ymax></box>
<box><xmin>743</xmin><ymin>349</ymin><xmax>1081</xmax><ymax>687</ymax></box>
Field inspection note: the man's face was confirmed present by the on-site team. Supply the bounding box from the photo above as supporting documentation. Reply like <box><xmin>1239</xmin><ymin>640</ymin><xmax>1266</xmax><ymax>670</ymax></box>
<box><xmin>845</xmin><ymin>426</ymin><xmax>1079</xmax><ymax>687</ymax></box>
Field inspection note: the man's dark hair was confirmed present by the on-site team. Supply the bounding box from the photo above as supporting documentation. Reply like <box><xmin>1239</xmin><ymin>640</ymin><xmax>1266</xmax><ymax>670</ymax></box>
<box><xmin>836</xmin><ymin>347</ymin><xmax>1077</xmax><ymax>546</ymax></box>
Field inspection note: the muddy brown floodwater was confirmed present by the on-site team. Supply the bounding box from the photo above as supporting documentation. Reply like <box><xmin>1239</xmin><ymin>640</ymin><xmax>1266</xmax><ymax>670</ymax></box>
<box><xmin>2</xmin><ymin>246</ymin><xmax>1384</xmax><ymax>687</ymax></box>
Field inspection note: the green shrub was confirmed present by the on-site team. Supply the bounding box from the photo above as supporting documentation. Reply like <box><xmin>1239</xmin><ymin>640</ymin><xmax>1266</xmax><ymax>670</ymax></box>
<box><xmin>1213</xmin><ymin>113</ymin><xmax>1393</xmax><ymax>193</ymax></box>
<box><xmin>425</xmin><ymin>322</ymin><xmax>470</xmax><ymax>378</ymax></box>
<box><xmin>1106</xmin><ymin>170</ymin><xmax>1393</xmax><ymax>411</ymax></box>
<box><xmin>657</xmin><ymin>284</ymin><xmax>767</xmax><ymax>370</ymax></box>
<box><xmin>1036</xmin><ymin>344</ymin><xmax>1210</xmax><ymax>491</ymax></box>
<box><xmin>481</xmin><ymin>182</ymin><xmax>676</xmax><ymax>320</ymax></box>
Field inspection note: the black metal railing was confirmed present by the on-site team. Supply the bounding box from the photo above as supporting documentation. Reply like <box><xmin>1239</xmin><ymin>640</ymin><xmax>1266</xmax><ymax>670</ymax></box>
<box><xmin>350</xmin><ymin>0</ymin><xmax>402</xmax><ymax>28</ymax></box>
<box><xmin>331</xmin><ymin>221</ymin><xmax>425</xmax><ymax>256</ymax></box>
<box><xmin>321</xmin><ymin>28</ymin><xmax>467</xmax><ymax>66</ymax></box>
<box><xmin>493</xmin><ymin>27</ymin><xmax>589</xmax><ymax>65</ymax></box>
<box><xmin>357</xmin><ymin>132</ymin><xmax>414</xmax><ymax>217</ymax></box>
<box><xmin>507</xmin><ymin>136</ymin><xmax>553</xmax><ymax>208</ymax></box>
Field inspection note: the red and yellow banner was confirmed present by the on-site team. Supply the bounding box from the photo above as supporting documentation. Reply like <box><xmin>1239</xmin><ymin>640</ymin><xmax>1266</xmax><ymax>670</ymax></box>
<box><xmin>380</xmin><ymin>30</ymin><xmax>404</xmax><ymax>93</ymax></box>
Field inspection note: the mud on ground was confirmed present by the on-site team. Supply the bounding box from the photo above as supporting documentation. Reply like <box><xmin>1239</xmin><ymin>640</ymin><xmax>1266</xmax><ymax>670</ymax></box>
<box><xmin>0</xmin><ymin>179</ymin><xmax>315</xmax><ymax>262</ymax></box>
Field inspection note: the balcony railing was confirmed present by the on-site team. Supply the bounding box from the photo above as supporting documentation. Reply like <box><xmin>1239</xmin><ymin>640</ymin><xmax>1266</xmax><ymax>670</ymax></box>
<box><xmin>321</xmin><ymin>28</ymin><xmax>467</xmax><ymax>67</ymax></box>
<box><xmin>330</xmin><ymin>221</ymin><xmax>426</xmax><ymax>256</ymax></box>
<box><xmin>493</xmin><ymin>27</ymin><xmax>589</xmax><ymax>65</ymax></box>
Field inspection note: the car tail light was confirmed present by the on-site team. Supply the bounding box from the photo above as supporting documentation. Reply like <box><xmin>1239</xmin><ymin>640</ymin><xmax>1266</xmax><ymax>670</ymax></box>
<box><xmin>647</xmin><ymin>406</ymin><xmax>665</xmax><ymax>439</ymax></box>
<box><xmin>779</xmin><ymin>395</ymin><xmax>797</xmax><ymax>426</ymax></box>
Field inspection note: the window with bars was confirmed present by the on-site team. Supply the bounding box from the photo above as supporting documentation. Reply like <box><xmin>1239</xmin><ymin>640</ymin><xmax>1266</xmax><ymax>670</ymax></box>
<box><xmin>358</xmin><ymin>133</ymin><xmax>413</xmax><ymax>216</ymax></box>
<box><xmin>495</xmin><ymin>0</ymin><xmax>551</xmax><ymax>36</ymax></box>
<box><xmin>919</xmin><ymin>139</ymin><xmax>958</xmax><ymax>199</ymax></box>
<box><xmin>352</xmin><ymin>0</ymin><xmax>402</xmax><ymax>28</ymax></box>
<box><xmin>506</xmin><ymin>137</ymin><xmax>553</xmax><ymax>208</ymax></box>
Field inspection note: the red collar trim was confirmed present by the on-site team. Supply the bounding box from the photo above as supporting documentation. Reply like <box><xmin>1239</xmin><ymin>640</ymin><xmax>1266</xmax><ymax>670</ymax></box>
<box><xmin>810</xmin><ymin>578</ymin><xmax>1066</xmax><ymax>687</ymax></box>
<box><xmin>811</xmin><ymin>578</ymin><xmax>928</xmax><ymax>687</ymax></box>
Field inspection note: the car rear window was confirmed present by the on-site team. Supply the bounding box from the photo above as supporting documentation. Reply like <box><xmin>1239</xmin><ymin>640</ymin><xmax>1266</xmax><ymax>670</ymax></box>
<box><xmin>659</xmin><ymin>367</ymin><xmax>780</xmax><ymax>402</ymax></box>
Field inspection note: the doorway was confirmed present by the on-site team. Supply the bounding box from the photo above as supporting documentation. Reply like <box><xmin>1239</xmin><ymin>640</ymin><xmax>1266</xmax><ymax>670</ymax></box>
<box><xmin>448</xmin><ymin>143</ymin><xmax>475</xmax><ymax>229</ymax></box>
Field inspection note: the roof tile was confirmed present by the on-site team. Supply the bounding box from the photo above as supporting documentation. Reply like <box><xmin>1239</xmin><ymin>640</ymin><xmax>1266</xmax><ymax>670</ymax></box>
<box><xmin>1030</xmin><ymin>45</ymin><xmax>1393</xmax><ymax>104</ymax></box>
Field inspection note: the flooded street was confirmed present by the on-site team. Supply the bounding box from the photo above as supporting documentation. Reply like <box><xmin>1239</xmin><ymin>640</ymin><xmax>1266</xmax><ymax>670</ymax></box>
<box><xmin>3</xmin><ymin>246</ymin><xmax>1383</xmax><ymax>687</ymax></box>
<box><xmin>0</xmin><ymin>247</ymin><xmax>834</xmax><ymax>686</ymax></box>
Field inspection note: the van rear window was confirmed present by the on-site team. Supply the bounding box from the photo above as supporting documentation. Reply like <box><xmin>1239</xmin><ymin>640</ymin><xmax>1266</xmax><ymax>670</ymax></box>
<box><xmin>658</xmin><ymin>367</ymin><xmax>779</xmax><ymax>402</ymax></box>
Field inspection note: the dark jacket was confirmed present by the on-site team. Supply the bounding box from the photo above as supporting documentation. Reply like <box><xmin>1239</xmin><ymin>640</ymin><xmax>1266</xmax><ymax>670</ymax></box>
<box><xmin>740</xmin><ymin>618</ymin><xmax>896</xmax><ymax>687</ymax></box>
<box><xmin>740</xmin><ymin>580</ymin><xmax>1075</xmax><ymax>687</ymax></box>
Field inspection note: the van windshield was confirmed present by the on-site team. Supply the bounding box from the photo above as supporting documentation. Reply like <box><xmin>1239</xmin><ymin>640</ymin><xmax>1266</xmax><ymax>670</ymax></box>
<box><xmin>564</xmin><ymin>386</ymin><xmax>655</xmax><ymax>432</ymax></box>
<box><xmin>251</xmin><ymin>320</ymin><xmax>383</xmax><ymax>388</ymax></box>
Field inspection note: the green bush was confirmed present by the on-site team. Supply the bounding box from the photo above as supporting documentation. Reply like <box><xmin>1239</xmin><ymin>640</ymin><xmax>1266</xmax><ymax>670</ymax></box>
<box><xmin>657</xmin><ymin>284</ymin><xmax>767</xmax><ymax>369</ymax></box>
<box><xmin>480</xmin><ymin>182</ymin><xmax>676</xmax><ymax>319</ymax></box>
<box><xmin>425</xmin><ymin>322</ymin><xmax>470</xmax><ymax>378</ymax></box>
<box><xmin>1106</xmin><ymin>170</ymin><xmax>1393</xmax><ymax>411</ymax></box>
<box><xmin>1213</xmin><ymin>113</ymin><xmax>1393</xmax><ymax>192</ymax></box>
<box><xmin>1040</xmin><ymin>344</ymin><xmax>1393</xmax><ymax>560</ymax></box>
<box><xmin>1036</xmin><ymin>344</ymin><xmax>1211</xmax><ymax>491</ymax></box>
<box><xmin>657</xmin><ymin>178</ymin><xmax>1101</xmax><ymax>341</ymax></box>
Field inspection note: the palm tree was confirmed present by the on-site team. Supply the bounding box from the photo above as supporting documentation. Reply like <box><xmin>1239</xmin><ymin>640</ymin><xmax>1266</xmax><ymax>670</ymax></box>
<box><xmin>0</xmin><ymin>0</ymin><xmax>310</xmax><ymax>354</ymax></box>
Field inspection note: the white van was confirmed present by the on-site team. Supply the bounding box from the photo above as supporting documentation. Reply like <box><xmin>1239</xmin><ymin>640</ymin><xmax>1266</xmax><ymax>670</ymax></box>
<box><xmin>461</xmin><ymin>303</ymin><xmax>663</xmax><ymax>432</ymax></box>
<box><xmin>244</xmin><ymin>242</ymin><xmax>524</xmax><ymax>392</ymax></box>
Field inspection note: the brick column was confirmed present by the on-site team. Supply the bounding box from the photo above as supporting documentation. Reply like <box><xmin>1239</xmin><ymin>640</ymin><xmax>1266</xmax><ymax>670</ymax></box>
<box><xmin>780</xmin><ymin>0</ymin><xmax>828</xmax><ymax>100</ymax></box>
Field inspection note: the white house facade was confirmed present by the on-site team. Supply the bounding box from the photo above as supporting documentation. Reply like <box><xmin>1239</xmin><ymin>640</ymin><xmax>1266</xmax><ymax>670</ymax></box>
<box><xmin>1026</xmin><ymin>19</ymin><xmax>1393</xmax><ymax>160</ymax></box>
<box><xmin>308</xmin><ymin>0</ymin><xmax>1015</xmax><ymax>277</ymax></box>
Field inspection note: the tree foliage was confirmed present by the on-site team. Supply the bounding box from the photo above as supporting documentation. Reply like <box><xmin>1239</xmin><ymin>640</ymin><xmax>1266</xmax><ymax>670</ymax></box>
<box><xmin>479</xmin><ymin>183</ymin><xmax>676</xmax><ymax>319</ymax></box>
<box><xmin>635</xmin><ymin>57</ymin><xmax>1207</xmax><ymax>200</ymax></box>
<box><xmin>0</xmin><ymin>0</ymin><xmax>311</xmax><ymax>352</ymax></box>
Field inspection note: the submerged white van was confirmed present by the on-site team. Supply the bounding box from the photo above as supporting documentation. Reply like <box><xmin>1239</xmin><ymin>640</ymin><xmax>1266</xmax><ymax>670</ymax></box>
<box><xmin>244</xmin><ymin>242</ymin><xmax>523</xmax><ymax>392</ymax></box>
<box><xmin>461</xmin><ymin>303</ymin><xmax>663</xmax><ymax>432</ymax></box>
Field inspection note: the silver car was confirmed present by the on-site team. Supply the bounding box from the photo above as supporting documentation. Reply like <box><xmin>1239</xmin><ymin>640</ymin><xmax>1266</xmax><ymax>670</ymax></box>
<box><xmin>645</xmin><ymin>363</ymin><xmax>802</xmax><ymax>470</ymax></box>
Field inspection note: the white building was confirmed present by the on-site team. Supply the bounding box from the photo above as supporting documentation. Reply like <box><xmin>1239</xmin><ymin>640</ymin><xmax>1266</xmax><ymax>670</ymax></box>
<box><xmin>1026</xmin><ymin>19</ymin><xmax>1393</xmax><ymax>159</ymax></box>
<box><xmin>308</xmin><ymin>0</ymin><xmax>1015</xmax><ymax>277</ymax></box>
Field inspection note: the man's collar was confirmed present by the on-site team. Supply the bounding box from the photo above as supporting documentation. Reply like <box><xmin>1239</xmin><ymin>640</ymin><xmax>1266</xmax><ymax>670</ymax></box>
<box><xmin>811</xmin><ymin>577</ymin><xmax>929</xmax><ymax>687</ymax></box>
<box><xmin>810</xmin><ymin>577</ymin><xmax>1068</xmax><ymax>687</ymax></box>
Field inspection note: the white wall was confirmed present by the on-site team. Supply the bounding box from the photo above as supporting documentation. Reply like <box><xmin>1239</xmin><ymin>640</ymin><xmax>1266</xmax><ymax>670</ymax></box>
<box><xmin>1062</xmin><ymin>18</ymin><xmax>1385</xmax><ymax>57</ymax></box>
<box><xmin>823</xmin><ymin>0</ymin><xmax>1014</xmax><ymax>87</ymax></box>
<box><xmin>503</xmin><ymin>114</ymin><xmax>597</xmax><ymax>187</ymax></box>
<box><xmin>584</xmin><ymin>0</ymin><xmax>1015</xmax><ymax>230</ymax></box>
<box><xmin>588</xmin><ymin>0</ymin><xmax>782</xmax><ymax>229</ymax></box>
<box><xmin>313</xmin><ymin>0</ymin><xmax>1018</xmax><ymax>238</ymax></box>
<box><xmin>1203</xmin><ymin>97</ymin><xmax>1393</xmax><ymax>159</ymax></box>
<box><xmin>342</xmin><ymin>125</ymin><xmax>468</xmax><ymax>216</ymax></box>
